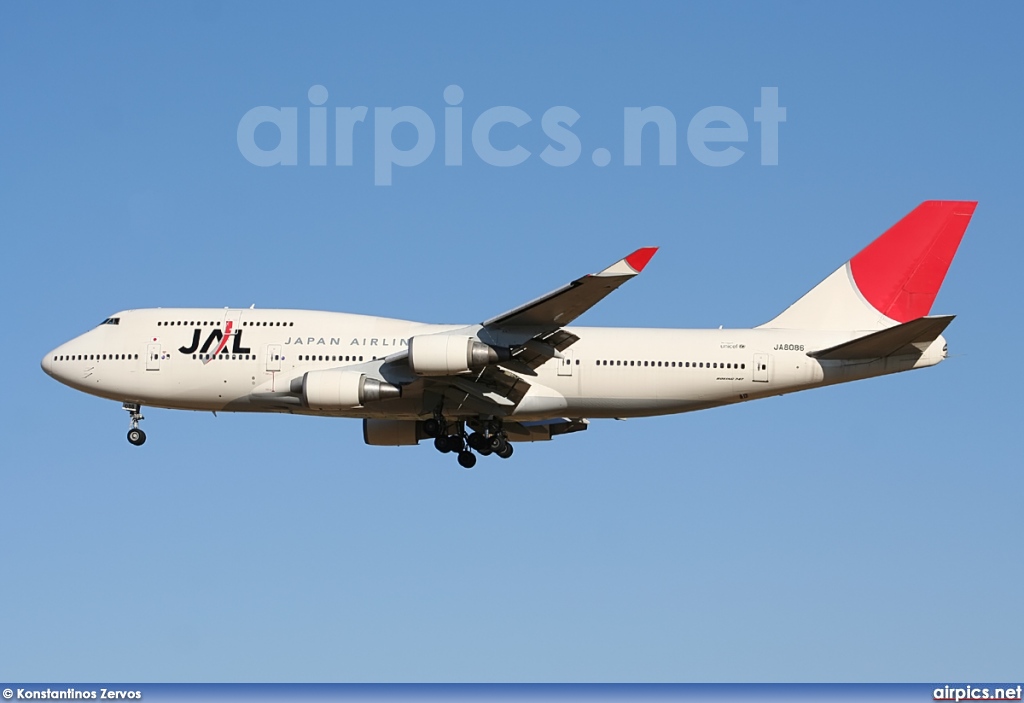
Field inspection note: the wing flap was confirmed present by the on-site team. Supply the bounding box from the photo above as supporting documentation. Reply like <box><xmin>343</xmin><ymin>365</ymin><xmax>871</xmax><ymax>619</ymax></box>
<box><xmin>505</xmin><ymin>329</ymin><xmax>581</xmax><ymax>373</ymax></box>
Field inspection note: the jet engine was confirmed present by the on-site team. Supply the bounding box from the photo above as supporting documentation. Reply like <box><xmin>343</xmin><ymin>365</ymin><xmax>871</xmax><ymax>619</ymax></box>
<box><xmin>300</xmin><ymin>369</ymin><xmax>401</xmax><ymax>411</ymax></box>
<box><xmin>408</xmin><ymin>334</ymin><xmax>509</xmax><ymax>376</ymax></box>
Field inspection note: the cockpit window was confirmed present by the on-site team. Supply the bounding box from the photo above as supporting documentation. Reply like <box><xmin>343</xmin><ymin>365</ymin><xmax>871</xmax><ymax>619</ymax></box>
<box><xmin>99</xmin><ymin>317</ymin><xmax>121</xmax><ymax>326</ymax></box>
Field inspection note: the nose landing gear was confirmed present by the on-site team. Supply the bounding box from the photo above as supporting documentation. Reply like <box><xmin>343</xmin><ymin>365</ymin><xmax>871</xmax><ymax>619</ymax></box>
<box><xmin>123</xmin><ymin>402</ymin><xmax>146</xmax><ymax>446</ymax></box>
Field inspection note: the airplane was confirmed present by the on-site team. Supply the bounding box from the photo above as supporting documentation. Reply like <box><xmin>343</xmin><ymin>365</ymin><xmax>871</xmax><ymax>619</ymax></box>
<box><xmin>41</xmin><ymin>200</ymin><xmax>976</xmax><ymax>468</ymax></box>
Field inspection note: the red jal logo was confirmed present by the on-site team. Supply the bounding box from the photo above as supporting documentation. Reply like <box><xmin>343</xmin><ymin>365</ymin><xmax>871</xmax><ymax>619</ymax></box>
<box><xmin>178</xmin><ymin>322</ymin><xmax>251</xmax><ymax>359</ymax></box>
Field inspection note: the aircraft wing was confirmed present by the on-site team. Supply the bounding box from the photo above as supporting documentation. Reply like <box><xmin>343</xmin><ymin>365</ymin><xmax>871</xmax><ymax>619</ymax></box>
<box><xmin>374</xmin><ymin>248</ymin><xmax>658</xmax><ymax>414</ymax></box>
<box><xmin>483</xmin><ymin>247</ymin><xmax>658</xmax><ymax>331</ymax></box>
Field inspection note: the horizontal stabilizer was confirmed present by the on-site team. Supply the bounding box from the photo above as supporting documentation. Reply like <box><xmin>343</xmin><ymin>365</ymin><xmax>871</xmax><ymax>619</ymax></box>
<box><xmin>807</xmin><ymin>315</ymin><xmax>954</xmax><ymax>360</ymax></box>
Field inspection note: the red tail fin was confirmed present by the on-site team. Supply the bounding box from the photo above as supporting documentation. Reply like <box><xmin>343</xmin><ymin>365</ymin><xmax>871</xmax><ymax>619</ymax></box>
<box><xmin>849</xmin><ymin>201</ymin><xmax>976</xmax><ymax>323</ymax></box>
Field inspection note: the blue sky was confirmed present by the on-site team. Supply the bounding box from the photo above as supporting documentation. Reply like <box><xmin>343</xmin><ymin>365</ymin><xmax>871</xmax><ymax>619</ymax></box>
<box><xmin>2</xmin><ymin>1</ymin><xmax>1022</xmax><ymax>682</ymax></box>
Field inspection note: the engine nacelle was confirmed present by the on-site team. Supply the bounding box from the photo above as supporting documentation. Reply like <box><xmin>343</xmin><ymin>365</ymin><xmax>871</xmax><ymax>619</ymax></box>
<box><xmin>301</xmin><ymin>369</ymin><xmax>401</xmax><ymax>410</ymax></box>
<box><xmin>362</xmin><ymin>419</ymin><xmax>426</xmax><ymax>446</ymax></box>
<box><xmin>408</xmin><ymin>334</ymin><xmax>509</xmax><ymax>376</ymax></box>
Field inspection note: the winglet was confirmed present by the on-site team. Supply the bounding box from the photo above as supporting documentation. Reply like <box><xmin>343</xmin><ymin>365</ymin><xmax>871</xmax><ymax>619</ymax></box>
<box><xmin>598</xmin><ymin>247</ymin><xmax>659</xmax><ymax>277</ymax></box>
<box><xmin>626</xmin><ymin>247</ymin><xmax>658</xmax><ymax>272</ymax></box>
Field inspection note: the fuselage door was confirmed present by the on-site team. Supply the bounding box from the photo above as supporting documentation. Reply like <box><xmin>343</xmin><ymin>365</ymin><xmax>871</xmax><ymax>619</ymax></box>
<box><xmin>557</xmin><ymin>349</ymin><xmax>574</xmax><ymax>377</ymax></box>
<box><xmin>267</xmin><ymin>344</ymin><xmax>282</xmax><ymax>372</ymax></box>
<box><xmin>146</xmin><ymin>343</ymin><xmax>161</xmax><ymax>371</ymax></box>
<box><xmin>753</xmin><ymin>353</ymin><xmax>771</xmax><ymax>382</ymax></box>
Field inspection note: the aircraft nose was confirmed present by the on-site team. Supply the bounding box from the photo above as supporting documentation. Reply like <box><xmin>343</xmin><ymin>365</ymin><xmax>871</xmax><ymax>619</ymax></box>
<box><xmin>41</xmin><ymin>349</ymin><xmax>55</xmax><ymax>377</ymax></box>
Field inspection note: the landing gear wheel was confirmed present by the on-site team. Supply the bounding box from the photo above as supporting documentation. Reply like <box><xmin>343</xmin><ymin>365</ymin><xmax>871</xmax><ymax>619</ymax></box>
<box><xmin>423</xmin><ymin>418</ymin><xmax>442</xmax><ymax>437</ymax></box>
<box><xmin>487</xmin><ymin>435</ymin><xmax>503</xmax><ymax>452</ymax></box>
<box><xmin>434</xmin><ymin>436</ymin><xmax>452</xmax><ymax>453</ymax></box>
<box><xmin>446</xmin><ymin>435</ymin><xmax>465</xmax><ymax>452</ymax></box>
<box><xmin>467</xmin><ymin>432</ymin><xmax>486</xmax><ymax>452</ymax></box>
<box><xmin>496</xmin><ymin>442</ymin><xmax>514</xmax><ymax>459</ymax></box>
<box><xmin>457</xmin><ymin>451</ymin><xmax>477</xmax><ymax>469</ymax></box>
<box><xmin>123</xmin><ymin>402</ymin><xmax>146</xmax><ymax>445</ymax></box>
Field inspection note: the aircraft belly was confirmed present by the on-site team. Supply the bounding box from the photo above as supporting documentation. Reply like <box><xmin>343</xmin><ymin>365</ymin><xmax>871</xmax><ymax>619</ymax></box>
<box><xmin>565</xmin><ymin>397</ymin><xmax>718</xmax><ymax>418</ymax></box>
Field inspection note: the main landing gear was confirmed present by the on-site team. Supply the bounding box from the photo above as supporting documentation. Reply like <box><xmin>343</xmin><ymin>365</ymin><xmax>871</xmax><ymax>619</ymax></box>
<box><xmin>424</xmin><ymin>415</ymin><xmax>513</xmax><ymax>469</ymax></box>
<box><xmin>123</xmin><ymin>402</ymin><xmax>146</xmax><ymax>446</ymax></box>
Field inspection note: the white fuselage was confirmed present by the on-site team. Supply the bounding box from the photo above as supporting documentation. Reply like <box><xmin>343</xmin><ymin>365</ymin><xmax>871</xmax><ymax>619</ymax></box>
<box><xmin>41</xmin><ymin>307</ymin><xmax>947</xmax><ymax>422</ymax></box>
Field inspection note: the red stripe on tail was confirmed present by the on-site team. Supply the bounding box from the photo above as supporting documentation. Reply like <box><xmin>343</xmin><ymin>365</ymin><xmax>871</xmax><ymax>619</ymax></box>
<box><xmin>849</xmin><ymin>201</ymin><xmax>976</xmax><ymax>323</ymax></box>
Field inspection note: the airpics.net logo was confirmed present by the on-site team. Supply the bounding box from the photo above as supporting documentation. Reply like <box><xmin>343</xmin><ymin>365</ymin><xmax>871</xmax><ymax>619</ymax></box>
<box><xmin>236</xmin><ymin>85</ymin><xmax>786</xmax><ymax>185</ymax></box>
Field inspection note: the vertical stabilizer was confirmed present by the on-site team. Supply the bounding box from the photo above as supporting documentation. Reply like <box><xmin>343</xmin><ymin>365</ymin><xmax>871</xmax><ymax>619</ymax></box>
<box><xmin>759</xmin><ymin>201</ymin><xmax>976</xmax><ymax>330</ymax></box>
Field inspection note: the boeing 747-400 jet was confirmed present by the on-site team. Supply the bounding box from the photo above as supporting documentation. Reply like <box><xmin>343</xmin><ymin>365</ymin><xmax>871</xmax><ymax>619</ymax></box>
<box><xmin>42</xmin><ymin>201</ymin><xmax>976</xmax><ymax>468</ymax></box>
